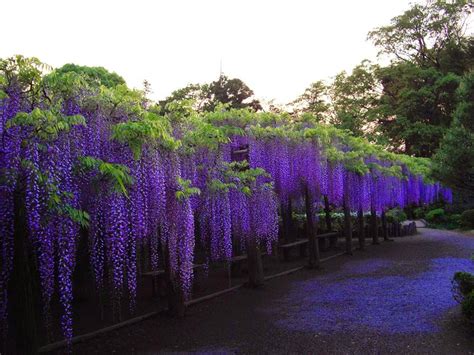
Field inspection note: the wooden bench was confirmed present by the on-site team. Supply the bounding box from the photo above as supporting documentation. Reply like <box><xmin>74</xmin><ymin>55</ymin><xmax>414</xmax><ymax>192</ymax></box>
<box><xmin>318</xmin><ymin>231</ymin><xmax>339</xmax><ymax>250</ymax></box>
<box><xmin>231</xmin><ymin>255</ymin><xmax>248</xmax><ymax>262</ymax></box>
<box><xmin>229</xmin><ymin>254</ymin><xmax>247</xmax><ymax>276</ymax></box>
<box><xmin>142</xmin><ymin>263</ymin><xmax>206</xmax><ymax>277</ymax></box>
<box><xmin>143</xmin><ymin>263</ymin><xmax>206</xmax><ymax>296</ymax></box>
<box><xmin>229</xmin><ymin>252</ymin><xmax>268</xmax><ymax>276</ymax></box>
<box><xmin>278</xmin><ymin>232</ymin><xmax>339</xmax><ymax>261</ymax></box>
<box><xmin>278</xmin><ymin>239</ymin><xmax>308</xmax><ymax>261</ymax></box>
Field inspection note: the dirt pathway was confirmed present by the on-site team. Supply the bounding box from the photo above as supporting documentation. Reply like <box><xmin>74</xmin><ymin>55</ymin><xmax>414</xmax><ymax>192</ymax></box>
<box><xmin>72</xmin><ymin>229</ymin><xmax>474</xmax><ymax>354</ymax></box>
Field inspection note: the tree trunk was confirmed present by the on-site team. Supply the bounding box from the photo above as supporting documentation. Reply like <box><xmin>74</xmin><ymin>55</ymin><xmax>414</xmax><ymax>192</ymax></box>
<box><xmin>357</xmin><ymin>208</ymin><xmax>365</xmax><ymax>250</ymax></box>
<box><xmin>11</xmin><ymin>189</ymin><xmax>40</xmax><ymax>354</ymax></box>
<box><xmin>166</xmin><ymin>278</ymin><xmax>185</xmax><ymax>317</ymax></box>
<box><xmin>343</xmin><ymin>192</ymin><xmax>353</xmax><ymax>255</ymax></box>
<box><xmin>324</xmin><ymin>195</ymin><xmax>336</xmax><ymax>249</ymax></box>
<box><xmin>305</xmin><ymin>187</ymin><xmax>320</xmax><ymax>269</ymax></box>
<box><xmin>371</xmin><ymin>208</ymin><xmax>379</xmax><ymax>245</ymax></box>
<box><xmin>281</xmin><ymin>200</ymin><xmax>293</xmax><ymax>242</ymax></box>
<box><xmin>245</xmin><ymin>237</ymin><xmax>264</xmax><ymax>288</ymax></box>
<box><xmin>381</xmin><ymin>210</ymin><xmax>390</xmax><ymax>241</ymax></box>
<box><xmin>324</xmin><ymin>195</ymin><xmax>332</xmax><ymax>232</ymax></box>
<box><xmin>164</xmin><ymin>246</ymin><xmax>185</xmax><ymax>317</ymax></box>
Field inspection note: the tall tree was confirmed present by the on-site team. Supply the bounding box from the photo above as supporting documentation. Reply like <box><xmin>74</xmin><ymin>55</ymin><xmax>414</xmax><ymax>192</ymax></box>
<box><xmin>158</xmin><ymin>83</ymin><xmax>208</xmax><ymax>115</ymax></box>
<box><xmin>54</xmin><ymin>63</ymin><xmax>126</xmax><ymax>88</ymax></box>
<box><xmin>368</xmin><ymin>0</ymin><xmax>473</xmax><ymax>70</ymax></box>
<box><xmin>159</xmin><ymin>75</ymin><xmax>262</xmax><ymax>114</ymax></box>
<box><xmin>291</xmin><ymin>80</ymin><xmax>329</xmax><ymax>120</ymax></box>
<box><xmin>329</xmin><ymin>60</ymin><xmax>381</xmax><ymax>138</ymax></box>
<box><xmin>433</xmin><ymin>72</ymin><xmax>474</xmax><ymax>192</ymax></box>
<box><xmin>376</xmin><ymin>63</ymin><xmax>460</xmax><ymax>156</ymax></box>
<box><xmin>203</xmin><ymin>75</ymin><xmax>262</xmax><ymax>112</ymax></box>
<box><xmin>369</xmin><ymin>0</ymin><xmax>473</xmax><ymax>156</ymax></box>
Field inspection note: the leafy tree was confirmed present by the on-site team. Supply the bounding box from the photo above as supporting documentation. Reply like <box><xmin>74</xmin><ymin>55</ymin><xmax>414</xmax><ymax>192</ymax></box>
<box><xmin>368</xmin><ymin>0</ymin><xmax>473</xmax><ymax>70</ymax></box>
<box><xmin>376</xmin><ymin>62</ymin><xmax>460</xmax><ymax>156</ymax></box>
<box><xmin>159</xmin><ymin>75</ymin><xmax>262</xmax><ymax>114</ymax></box>
<box><xmin>203</xmin><ymin>75</ymin><xmax>262</xmax><ymax>112</ymax></box>
<box><xmin>369</xmin><ymin>0</ymin><xmax>473</xmax><ymax>156</ymax></box>
<box><xmin>433</xmin><ymin>72</ymin><xmax>474</xmax><ymax>191</ymax></box>
<box><xmin>54</xmin><ymin>63</ymin><xmax>125</xmax><ymax>88</ymax></box>
<box><xmin>0</xmin><ymin>55</ymin><xmax>48</xmax><ymax>109</ymax></box>
<box><xmin>158</xmin><ymin>83</ymin><xmax>208</xmax><ymax>114</ymax></box>
<box><xmin>263</xmin><ymin>99</ymin><xmax>288</xmax><ymax>114</ymax></box>
<box><xmin>291</xmin><ymin>80</ymin><xmax>329</xmax><ymax>120</ymax></box>
<box><xmin>329</xmin><ymin>60</ymin><xmax>381</xmax><ymax>138</ymax></box>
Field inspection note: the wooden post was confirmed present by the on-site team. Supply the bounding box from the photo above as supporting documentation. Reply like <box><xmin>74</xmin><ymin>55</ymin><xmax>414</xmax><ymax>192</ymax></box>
<box><xmin>343</xmin><ymin>190</ymin><xmax>353</xmax><ymax>255</ymax></box>
<box><xmin>357</xmin><ymin>208</ymin><xmax>365</xmax><ymax>250</ymax></box>
<box><xmin>165</xmin><ymin>279</ymin><xmax>185</xmax><ymax>317</ymax></box>
<box><xmin>232</xmin><ymin>145</ymin><xmax>264</xmax><ymax>288</ymax></box>
<box><xmin>245</xmin><ymin>237</ymin><xmax>264</xmax><ymax>288</ymax></box>
<box><xmin>11</xmin><ymin>189</ymin><xmax>40</xmax><ymax>354</ymax></box>
<box><xmin>381</xmin><ymin>210</ymin><xmax>391</xmax><ymax>241</ymax></box>
<box><xmin>305</xmin><ymin>187</ymin><xmax>320</xmax><ymax>269</ymax></box>
<box><xmin>324</xmin><ymin>195</ymin><xmax>332</xmax><ymax>232</ymax></box>
<box><xmin>164</xmin><ymin>246</ymin><xmax>186</xmax><ymax>317</ymax></box>
<box><xmin>281</xmin><ymin>200</ymin><xmax>294</xmax><ymax>242</ymax></box>
<box><xmin>371</xmin><ymin>207</ymin><xmax>380</xmax><ymax>245</ymax></box>
<box><xmin>324</xmin><ymin>195</ymin><xmax>336</xmax><ymax>249</ymax></box>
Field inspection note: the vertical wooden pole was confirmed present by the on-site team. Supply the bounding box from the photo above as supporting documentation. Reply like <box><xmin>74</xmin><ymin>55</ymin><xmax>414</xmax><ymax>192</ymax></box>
<box><xmin>281</xmin><ymin>200</ymin><xmax>293</xmax><ymax>242</ymax></box>
<box><xmin>343</xmin><ymin>197</ymin><xmax>353</xmax><ymax>255</ymax></box>
<box><xmin>233</xmin><ymin>146</ymin><xmax>264</xmax><ymax>288</ymax></box>
<box><xmin>371</xmin><ymin>207</ymin><xmax>380</xmax><ymax>245</ymax></box>
<box><xmin>11</xmin><ymin>190</ymin><xmax>40</xmax><ymax>354</ymax></box>
<box><xmin>324</xmin><ymin>195</ymin><xmax>336</xmax><ymax>249</ymax></box>
<box><xmin>357</xmin><ymin>208</ymin><xmax>365</xmax><ymax>250</ymax></box>
<box><xmin>324</xmin><ymin>195</ymin><xmax>332</xmax><ymax>232</ymax></box>
<box><xmin>245</xmin><ymin>237</ymin><xmax>264</xmax><ymax>288</ymax></box>
<box><xmin>305</xmin><ymin>187</ymin><xmax>320</xmax><ymax>269</ymax></box>
<box><xmin>381</xmin><ymin>210</ymin><xmax>390</xmax><ymax>241</ymax></box>
<box><xmin>164</xmin><ymin>246</ymin><xmax>185</xmax><ymax>317</ymax></box>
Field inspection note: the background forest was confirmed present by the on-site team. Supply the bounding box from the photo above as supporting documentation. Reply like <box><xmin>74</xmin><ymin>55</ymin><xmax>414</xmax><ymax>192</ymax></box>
<box><xmin>154</xmin><ymin>0</ymin><xmax>474</xmax><ymax>223</ymax></box>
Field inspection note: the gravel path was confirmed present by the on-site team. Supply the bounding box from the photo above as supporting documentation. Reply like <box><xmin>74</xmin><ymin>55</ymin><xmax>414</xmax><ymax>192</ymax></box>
<box><xmin>72</xmin><ymin>228</ymin><xmax>474</xmax><ymax>354</ymax></box>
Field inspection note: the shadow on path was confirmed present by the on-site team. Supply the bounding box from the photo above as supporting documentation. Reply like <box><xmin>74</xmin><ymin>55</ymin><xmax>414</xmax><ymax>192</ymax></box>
<box><xmin>72</xmin><ymin>229</ymin><xmax>474</xmax><ymax>354</ymax></box>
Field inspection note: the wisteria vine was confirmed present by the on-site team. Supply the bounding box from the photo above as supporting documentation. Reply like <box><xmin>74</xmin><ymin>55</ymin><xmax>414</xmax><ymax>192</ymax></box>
<box><xmin>0</xmin><ymin>57</ymin><xmax>453</xmax><ymax>348</ymax></box>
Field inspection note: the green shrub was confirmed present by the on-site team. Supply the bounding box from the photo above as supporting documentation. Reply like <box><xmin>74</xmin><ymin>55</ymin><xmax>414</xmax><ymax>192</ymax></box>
<box><xmin>460</xmin><ymin>209</ymin><xmax>474</xmax><ymax>229</ymax></box>
<box><xmin>414</xmin><ymin>207</ymin><xmax>426</xmax><ymax>219</ymax></box>
<box><xmin>425</xmin><ymin>208</ymin><xmax>446</xmax><ymax>224</ymax></box>
<box><xmin>433</xmin><ymin>213</ymin><xmax>463</xmax><ymax>230</ymax></box>
<box><xmin>453</xmin><ymin>272</ymin><xmax>474</xmax><ymax>300</ymax></box>
<box><xmin>292</xmin><ymin>212</ymin><xmax>306</xmax><ymax>229</ymax></box>
<box><xmin>449</xmin><ymin>214</ymin><xmax>462</xmax><ymax>225</ymax></box>
<box><xmin>461</xmin><ymin>291</ymin><xmax>474</xmax><ymax>323</ymax></box>
<box><xmin>386</xmin><ymin>208</ymin><xmax>408</xmax><ymax>223</ymax></box>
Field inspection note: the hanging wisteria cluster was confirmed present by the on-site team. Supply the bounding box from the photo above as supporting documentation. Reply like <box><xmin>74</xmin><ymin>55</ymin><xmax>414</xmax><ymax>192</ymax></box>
<box><xmin>0</xmin><ymin>57</ymin><xmax>452</xmax><ymax>346</ymax></box>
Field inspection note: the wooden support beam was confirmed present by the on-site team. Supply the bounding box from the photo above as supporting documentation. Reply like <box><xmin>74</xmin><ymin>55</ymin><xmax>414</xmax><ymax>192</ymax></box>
<box><xmin>164</xmin><ymin>246</ymin><xmax>185</xmax><ymax>317</ymax></box>
<box><xmin>245</xmin><ymin>237</ymin><xmax>264</xmax><ymax>288</ymax></box>
<box><xmin>357</xmin><ymin>208</ymin><xmax>365</xmax><ymax>250</ymax></box>
<box><xmin>11</xmin><ymin>190</ymin><xmax>40</xmax><ymax>354</ymax></box>
<box><xmin>343</xmin><ymin>196</ymin><xmax>353</xmax><ymax>255</ymax></box>
<box><xmin>305</xmin><ymin>187</ymin><xmax>320</xmax><ymax>269</ymax></box>
<box><xmin>281</xmin><ymin>200</ymin><xmax>294</xmax><ymax>243</ymax></box>
<box><xmin>232</xmin><ymin>148</ymin><xmax>249</xmax><ymax>155</ymax></box>
<box><xmin>381</xmin><ymin>210</ymin><xmax>392</xmax><ymax>241</ymax></box>
<box><xmin>371</xmin><ymin>208</ymin><xmax>380</xmax><ymax>245</ymax></box>
<box><xmin>324</xmin><ymin>195</ymin><xmax>336</xmax><ymax>249</ymax></box>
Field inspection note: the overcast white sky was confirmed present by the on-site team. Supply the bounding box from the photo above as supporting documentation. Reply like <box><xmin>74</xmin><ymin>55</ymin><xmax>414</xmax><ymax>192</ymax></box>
<box><xmin>3</xmin><ymin>0</ymin><xmax>419</xmax><ymax>104</ymax></box>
